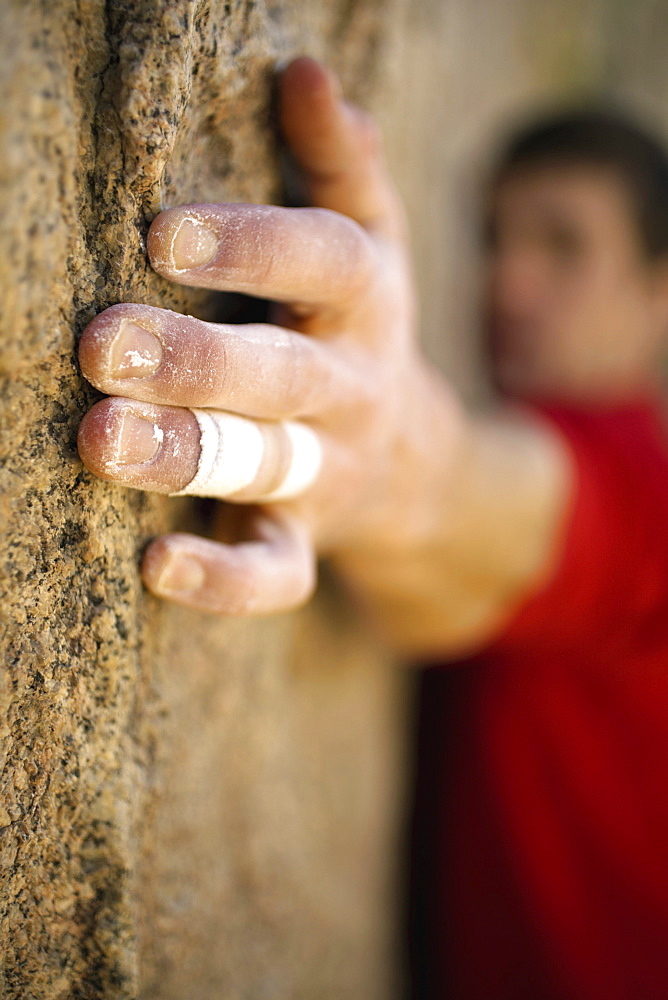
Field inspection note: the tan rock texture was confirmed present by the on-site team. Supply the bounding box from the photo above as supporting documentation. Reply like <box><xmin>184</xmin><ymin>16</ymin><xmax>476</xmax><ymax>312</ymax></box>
<box><xmin>3</xmin><ymin>0</ymin><xmax>668</xmax><ymax>998</ymax></box>
<box><xmin>0</xmin><ymin>3</ymin><xmax>408</xmax><ymax>998</ymax></box>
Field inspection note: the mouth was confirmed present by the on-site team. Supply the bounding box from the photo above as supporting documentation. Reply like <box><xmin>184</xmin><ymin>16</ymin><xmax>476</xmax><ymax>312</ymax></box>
<box><xmin>488</xmin><ymin>315</ymin><xmax>539</xmax><ymax>364</ymax></box>
<box><xmin>485</xmin><ymin>315</ymin><xmax>544</xmax><ymax>392</ymax></box>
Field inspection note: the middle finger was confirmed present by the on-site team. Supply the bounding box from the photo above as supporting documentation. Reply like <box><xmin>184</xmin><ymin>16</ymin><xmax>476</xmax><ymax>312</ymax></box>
<box><xmin>79</xmin><ymin>302</ymin><xmax>371</xmax><ymax>421</ymax></box>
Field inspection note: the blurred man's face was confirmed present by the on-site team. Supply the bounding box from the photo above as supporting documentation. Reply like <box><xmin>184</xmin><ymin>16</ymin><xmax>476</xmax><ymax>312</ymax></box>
<box><xmin>483</xmin><ymin>165</ymin><xmax>668</xmax><ymax>403</ymax></box>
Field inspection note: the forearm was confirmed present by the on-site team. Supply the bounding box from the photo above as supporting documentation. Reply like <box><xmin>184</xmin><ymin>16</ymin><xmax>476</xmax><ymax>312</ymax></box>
<box><xmin>330</xmin><ymin>362</ymin><xmax>573</xmax><ymax>659</ymax></box>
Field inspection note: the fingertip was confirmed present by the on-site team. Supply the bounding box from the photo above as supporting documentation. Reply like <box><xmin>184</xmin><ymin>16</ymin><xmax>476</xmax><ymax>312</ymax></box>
<box><xmin>148</xmin><ymin>205</ymin><xmax>224</xmax><ymax>277</ymax></box>
<box><xmin>279</xmin><ymin>56</ymin><xmax>342</xmax><ymax>111</ymax></box>
<box><xmin>76</xmin><ymin>397</ymin><xmax>122</xmax><ymax>481</ymax></box>
<box><xmin>141</xmin><ymin>533</ymin><xmax>206</xmax><ymax>599</ymax></box>
<box><xmin>78</xmin><ymin>319</ymin><xmax>106</xmax><ymax>387</ymax></box>
<box><xmin>141</xmin><ymin>533</ymin><xmax>240</xmax><ymax>614</ymax></box>
<box><xmin>277</xmin><ymin>58</ymin><xmax>347</xmax><ymax>177</ymax></box>
<box><xmin>141</xmin><ymin>519</ymin><xmax>317</xmax><ymax>617</ymax></box>
<box><xmin>77</xmin><ymin>398</ymin><xmax>200</xmax><ymax>492</ymax></box>
<box><xmin>140</xmin><ymin>533</ymin><xmax>168</xmax><ymax>585</ymax></box>
<box><xmin>146</xmin><ymin>207</ymin><xmax>182</xmax><ymax>273</ymax></box>
<box><xmin>79</xmin><ymin>308</ymin><xmax>120</xmax><ymax>385</ymax></box>
<box><xmin>79</xmin><ymin>303</ymin><xmax>151</xmax><ymax>387</ymax></box>
<box><xmin>276</xmin><ymin>56</ymin><xmax>388</xmax><ymax>208</ymax></box>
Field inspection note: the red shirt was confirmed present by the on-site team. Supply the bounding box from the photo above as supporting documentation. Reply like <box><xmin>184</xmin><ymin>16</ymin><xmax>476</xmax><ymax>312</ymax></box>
<box><xmin>420</xmin><ymin>397</ymin><xmax>668</xmax><ymax>1000</ymax></box>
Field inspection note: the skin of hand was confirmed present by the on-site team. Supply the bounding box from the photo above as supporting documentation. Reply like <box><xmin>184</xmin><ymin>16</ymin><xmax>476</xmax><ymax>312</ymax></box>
<box><xmin>77</xmin><ymin>56</ymin><xmax>572</xmax><ymax>657</ymax></box>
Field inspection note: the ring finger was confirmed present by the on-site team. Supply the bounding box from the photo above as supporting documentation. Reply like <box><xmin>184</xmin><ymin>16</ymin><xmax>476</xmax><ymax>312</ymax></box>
<box><xmin>77</xmin><ymin>396</ymin><xmax>333</xmax><ymax>503</ymax></box>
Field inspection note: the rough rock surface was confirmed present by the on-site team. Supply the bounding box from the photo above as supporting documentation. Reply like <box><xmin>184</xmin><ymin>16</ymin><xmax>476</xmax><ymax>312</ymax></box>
<box><xmin>0</xmin><ymin>2</ymin><xmax>407</xmax><ymax>998</ymax></box>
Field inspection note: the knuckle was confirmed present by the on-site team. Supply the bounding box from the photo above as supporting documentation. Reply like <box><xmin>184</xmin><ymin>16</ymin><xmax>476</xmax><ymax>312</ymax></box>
<box><xmin>355</xmin><ymin>371</ymin><xmax>385</xmax><ymax>417</ymax></box>
<box><xmin>277</xmin><ymin>333</ymin><xmax>307</xmax><ymax>414</ymax></box>
<box><xmin>349</xmin><ymin>379</ymin><xmax>388</xmax><ymax>437</ymax></box>
<box><xmin>333</xmin><ymin>344</ymin><xmax>384</xmax><ymax>416</ymax></box>
<box><xmin>227</xmin><ymin>211</ymin><xmax>280</xmax><ymax>288</ymax></box>
<box><xmin>320</xmin><ymin>210</ymin><xmax>377</xmax><ymax>291</ymax></box>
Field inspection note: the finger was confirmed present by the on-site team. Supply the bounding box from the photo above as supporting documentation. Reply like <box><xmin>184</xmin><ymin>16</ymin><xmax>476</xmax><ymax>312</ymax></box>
<box><xmin>77</xmin><ymin>397</ymin><xmax>326</xmax><ymax>503</ymax></box>
<box><xmin>141</xmin><ymin>511</ymin><xmax>316</xmax><ymax>615</ymax></box>
<box><xmin>79</xmin><ymin>302</ymin><xmax>370</xmax><ymax>420</ymax></box>
<box><xmin>146</xmin><ymin>202</ymin><xmax>376</xmax><ymax>311</ymax></box>
<box><xmin>77</xmin><ymin>397</ymin><xmax>200</xmax><ymax>493</ymax></box>
<box><xmin>278</xmin><ymin>56</ymin><xmax>407</xmax><ymax>242</ymax></box>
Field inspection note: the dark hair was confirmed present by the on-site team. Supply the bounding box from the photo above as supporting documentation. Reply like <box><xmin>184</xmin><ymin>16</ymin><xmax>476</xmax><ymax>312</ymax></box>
<box><xmin>490</xmin><ymin>106</ymin><xmax>668</xmax><ymax>260</ymax></box>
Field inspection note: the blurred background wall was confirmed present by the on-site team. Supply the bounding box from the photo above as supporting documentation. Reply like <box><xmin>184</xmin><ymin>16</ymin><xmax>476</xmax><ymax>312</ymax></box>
<box><xmin>2</xmin><ymin>1</ymin><xmax>668</xmax><ymax>998</ymax></box>
<box><xmin>383</xmin><ymin>0</ymin><xmax>668</xmax><ymax>405</ymax></box>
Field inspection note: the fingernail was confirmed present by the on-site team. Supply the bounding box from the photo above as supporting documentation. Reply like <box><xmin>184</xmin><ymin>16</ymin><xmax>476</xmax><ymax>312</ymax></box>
<box><xmin>109</xmin><ymin>321</ymin><xmax>162</xmax><ymax>378</ymax></box>
<box><xmin>156</xmin><ymin>552</ymin><xmax>206</xmax><ymax>593</ymax></box>
<box><xmin>115</xmin><ymin>411</ymin><xmax>163</xmax><ymax>465</ymax></box>
<box><xmin>171</xmin><ymin>218</ymin><xmax>218</xmax><ymax>270</ymax></box>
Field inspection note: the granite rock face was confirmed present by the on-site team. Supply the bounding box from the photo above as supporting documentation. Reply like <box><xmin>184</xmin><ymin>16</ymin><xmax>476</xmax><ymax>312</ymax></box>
<box><xmin>4</xmin><ymin>0</ymin><xmax>668</xmax><ymax>997</ymax></box>
<box><xmin>0</xmin><ymin>2</ymin><xmax>408</xmax><ymax>998</ymax></box>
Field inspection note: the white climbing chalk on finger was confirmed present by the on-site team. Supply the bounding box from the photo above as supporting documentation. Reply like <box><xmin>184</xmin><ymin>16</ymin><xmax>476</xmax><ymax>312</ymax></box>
<box><xmin>169</xmin><ymin>408</ymin><xmax>322</xmax><ymax>501</ymax></box>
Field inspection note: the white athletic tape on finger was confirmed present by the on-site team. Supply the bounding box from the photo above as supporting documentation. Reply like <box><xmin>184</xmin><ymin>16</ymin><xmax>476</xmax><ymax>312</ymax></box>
<box><xmin>169</xmin><ymin>408</ymin><xmax>322</xmax><ymax>501</ymax></box>
<box><xmin>169</xmin><ymin>409</ymin><xmax>264</xmax><ymax>498</ymax></box>
<box><xmin>257</xmin><ymin>420</ymin><xmax>323</xmax><ymax>501</ymax></box>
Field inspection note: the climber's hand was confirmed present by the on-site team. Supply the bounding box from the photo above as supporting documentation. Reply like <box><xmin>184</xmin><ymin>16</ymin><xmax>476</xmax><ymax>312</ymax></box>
<box><xmin>77</xmin><ymin>57</ymin><xmax>448</xmax><ymax>616</ymax></box>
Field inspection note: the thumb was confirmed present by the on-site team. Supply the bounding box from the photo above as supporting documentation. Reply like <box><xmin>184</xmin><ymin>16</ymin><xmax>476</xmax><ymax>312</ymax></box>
<box><xmin>278</xmin><ymin>56</ymin><xmax>407</xmax><ymax>242</ymax></box>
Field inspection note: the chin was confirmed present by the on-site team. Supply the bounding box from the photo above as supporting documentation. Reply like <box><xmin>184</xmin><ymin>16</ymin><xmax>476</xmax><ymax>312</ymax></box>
<box><xmin>491</xmin><ymin>358</ymin><xmax>586</xmax><ymax>406</ymax></box>
<box><xmin>492</xmin><ymin>362</ymin><xmax>651</xmax><ymax>408</ymax></box>
<box><xmin>491</xmin><ymin>356</ymin><xmax>549</xmax><ymax>400</ymax></box>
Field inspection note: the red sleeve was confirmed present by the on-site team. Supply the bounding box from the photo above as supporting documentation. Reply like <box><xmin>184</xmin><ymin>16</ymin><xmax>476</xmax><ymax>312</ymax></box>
<box><xmin>485</xmin><ymin>401</ymin><xmax>668</xmax><ymax>652</ymax></box>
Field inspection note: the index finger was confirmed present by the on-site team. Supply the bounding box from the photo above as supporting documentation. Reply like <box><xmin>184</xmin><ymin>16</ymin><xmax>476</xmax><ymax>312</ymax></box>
<box><xmin>146</xmin><ymin>202</ymin><xmax>377</xmax><ymax>313</ymax></box>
